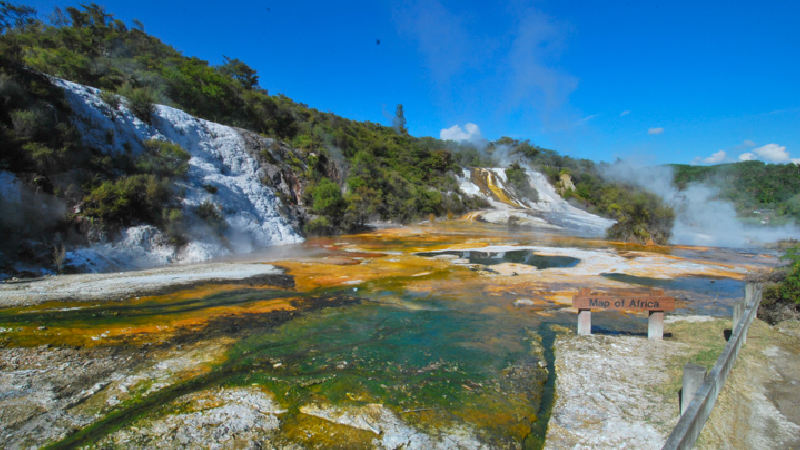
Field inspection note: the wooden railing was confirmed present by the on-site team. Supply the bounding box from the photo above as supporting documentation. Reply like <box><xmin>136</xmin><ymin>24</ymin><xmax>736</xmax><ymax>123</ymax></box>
<box><xmin>661</xmin><ymin>283</ymin><xmax>763</xmax><ymax>450</ymax></box>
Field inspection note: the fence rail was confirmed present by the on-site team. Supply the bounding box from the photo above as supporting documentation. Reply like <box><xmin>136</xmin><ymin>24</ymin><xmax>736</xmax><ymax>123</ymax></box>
<box><xmin>662</xmin><ymin>283</ymin><xmax>763</xmax><ymax>450</ymax></box>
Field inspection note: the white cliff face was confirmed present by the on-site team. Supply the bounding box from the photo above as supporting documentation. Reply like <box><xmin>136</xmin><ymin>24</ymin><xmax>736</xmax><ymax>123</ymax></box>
<box><xmin>457</xmin><ymin>167</ymin><xmax>614</xmax><ymax>236</ymax></box>
<box><xmin>51</xmin><ymin>78</ymin><xmax>302</xmax><ymax>272</ymax></box>
<box><xmin>524</xmin><ymin>169</ymin><xmax>615</xmax><ymax>234</ymax></box>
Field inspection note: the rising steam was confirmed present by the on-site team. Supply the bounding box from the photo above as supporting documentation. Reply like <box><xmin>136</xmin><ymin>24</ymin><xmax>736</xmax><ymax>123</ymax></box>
<box><xmin>603</xmin><ymin>162</ymin><xmax>800</xmax><ymax>247</ymax></box>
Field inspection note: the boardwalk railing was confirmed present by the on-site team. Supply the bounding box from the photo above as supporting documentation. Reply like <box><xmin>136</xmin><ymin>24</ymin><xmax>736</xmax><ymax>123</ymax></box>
<box><xmin>662</xmin><ymin>283</ymin><xmax>763</xmax><ymax>450</ymax></box>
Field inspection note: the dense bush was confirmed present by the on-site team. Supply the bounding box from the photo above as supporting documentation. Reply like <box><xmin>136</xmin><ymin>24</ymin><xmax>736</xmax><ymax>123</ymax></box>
<box><xmin>82</xmin><ymin>174</ymin><xmax>172</xmax><ymax>226</ymax></box>
<box><xmin>765</xmin><ymin>245</ymin><xmax>800</xmax><ymax>305</ymax></box>
<box><xmin>310</xmin><ymin>178</ymin><xmax>345</xmax><ymax>223</ymax></box>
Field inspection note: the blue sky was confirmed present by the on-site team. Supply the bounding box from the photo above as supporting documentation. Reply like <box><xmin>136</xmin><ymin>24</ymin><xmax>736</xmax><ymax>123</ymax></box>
<box><xmin>23</xmin><ymin>0</ymin><xmax>800</xmax><ymax>165</ymax></box>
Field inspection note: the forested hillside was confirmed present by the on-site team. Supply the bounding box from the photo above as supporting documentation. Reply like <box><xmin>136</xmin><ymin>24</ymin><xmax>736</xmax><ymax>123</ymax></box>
<box><xmin>1</xmin><ymin>2</ymin><xmax>488</xmax><ymax>236</ymax></box>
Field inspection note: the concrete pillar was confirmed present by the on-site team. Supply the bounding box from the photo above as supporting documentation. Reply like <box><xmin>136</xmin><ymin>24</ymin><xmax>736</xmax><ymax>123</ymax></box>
<box><xmin>577</xmin><ymin>308</ymin><xmax>591</xmax><ymax>335</ymax></box>
<box><xmin>648</xmin><ymin>311</ymin><xmax>664</xmax><ymax>340</ymax></box>
<box><xmin>680</xmin><ymin>363</ymin><xmax>707</xmax><ymax>415</ymax></box>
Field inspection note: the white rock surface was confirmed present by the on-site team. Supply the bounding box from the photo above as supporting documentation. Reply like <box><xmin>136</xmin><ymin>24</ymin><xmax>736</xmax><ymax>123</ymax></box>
<box><xmin>51</xmin><ymin>78</ymin><xmax>302</xmax><ymax>272</ymax></box>
<box><xmin>300</xmin><ymin>402</ymin><xmax>486</xmax><ymax>449</ymax></box>
<box><xmin>0</xmin><ymin>262</ymin><xmax>285</xmax><ymax>306</ymax></box>
<box><xmin>104</xmin><ymin>387</ymin><xmax>285</xmax><ymax>448</ymax></box>
<box><xmin>545</xmin><ymin>334</ymin><xmax>685</xmax><ymax>449</ymax></box>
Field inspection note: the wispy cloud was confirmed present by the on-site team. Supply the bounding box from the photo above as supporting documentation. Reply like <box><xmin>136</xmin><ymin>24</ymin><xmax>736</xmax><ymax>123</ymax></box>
<box><xmin>393</xmin><ymin>1</ymin><xmax>577</xmax><ymax>132</ymax></box>
<box><xmin>393</xmin><ymin>0</ymin><xmax>473</xmax><ymax>84</ymax></box>
<box><xmin>505</xmin><ymin>8</ymin><xmax>577</xmax><ymax>127</ymax></box>
<box><xmin>619</xmin><ymin>110</ymin><xmax>630</xmax><ymax>117</ymax></box>
<box><xmin>742</xmin><ymin>139</ymin><xmax>756</xmax><ymax>147</ymax></box>
<box><xmin>574</xmin><ymin>113</ymin><xmax>598</xmax><ymax>126</ymax></box>
<box><xmin>648</xmin><ymin>127</ymin><xmax>664</xmax><ymax>135</ymax></box>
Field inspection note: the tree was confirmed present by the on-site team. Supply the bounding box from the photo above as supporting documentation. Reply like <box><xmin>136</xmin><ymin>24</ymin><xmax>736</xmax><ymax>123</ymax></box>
<box><xmin>49</xmin><ymin>6</ymin><xmax>68</xmax><ymax>26</ymax></box>
<box><xmin>0</xmin><ymin>1</ymin><xmax>35</xmax><ymax>33</ymax></box>
<box><xmin>393</xmin><ymin>104</ymin><xmax>407</xmax><ymax>134</ymax></box>
<box><xmin>218</xmin><ymin>56</ymin><xmax>258</xmax><ymax>89</ymax></box>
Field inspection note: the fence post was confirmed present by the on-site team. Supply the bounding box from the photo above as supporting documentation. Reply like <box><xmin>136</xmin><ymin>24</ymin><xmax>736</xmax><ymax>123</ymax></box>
<box><xmin>732</xmin><ymin>301</ymin><xmax>744</xmax><ymax>330</ymax></box>
<box><xmin>680</xmin><ymin>363</ymin><xmax>707</xmax><ymax>415</ymax></box>
<box><xmin>745</xmin><ymin>284</ymin><xmax>755</xmax><ymax>307</ymax></box>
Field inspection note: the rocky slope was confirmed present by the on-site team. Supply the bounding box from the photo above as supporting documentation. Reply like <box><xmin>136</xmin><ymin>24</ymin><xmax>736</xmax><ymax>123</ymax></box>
<box><xmin>52</xmin><ymin>78</ymin><xmax>304</xmax><ymax>271</ymax></box>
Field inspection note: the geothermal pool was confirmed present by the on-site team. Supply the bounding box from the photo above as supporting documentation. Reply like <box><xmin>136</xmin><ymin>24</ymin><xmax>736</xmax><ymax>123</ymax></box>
<box><xmin>0</xmin><ymin>221</ymin><xmax>773</xmax><ymax>448</ymax></box>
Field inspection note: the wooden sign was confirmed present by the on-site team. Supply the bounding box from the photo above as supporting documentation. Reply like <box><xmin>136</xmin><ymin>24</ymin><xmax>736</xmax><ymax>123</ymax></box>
<box><xmin>572</xmin><ymin>288</ymin><xmax>676</xmax><ymax>312</ymax></box>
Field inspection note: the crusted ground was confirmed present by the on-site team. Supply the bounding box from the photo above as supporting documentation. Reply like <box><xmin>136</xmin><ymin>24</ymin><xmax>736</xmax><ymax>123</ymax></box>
<box><xmin>698</xmin><ymin>319</ymin><xmax>800</xmax><ymax>449</ymax></box>
<box><xmin>545</xmin><ymin>317</ymin><xmax>730</xmax><ymax>449</ymax></box>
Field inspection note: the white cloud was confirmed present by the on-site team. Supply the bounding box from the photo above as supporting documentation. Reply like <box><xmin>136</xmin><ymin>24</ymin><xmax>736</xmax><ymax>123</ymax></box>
<box><xmin>739</xmin><ymin>152</ymin><xmax>756</xmax><ymax>161</ymax></box>
<box><xmin>701</xmin><ymin>150</ymin><xmax>727</xmax><ymax>164</ymax></box>
<box><xmin>648</xmin><ymin>127</ymin><xmax>664</xmax><ymax>135</ymax></box>
<box><xmin>753</xmin><ymin>143</ymin><xmax>790</xmax><ymax>162</ymax></box>
<box><xmin>440</xmin><ymin>123</ymin><xmax>483</xmax><ymax>143</ymax></box>
<box><xmin>620</xmin><ymin>110</ymin><xmax>630</xmax><ymax>117</ymax></box>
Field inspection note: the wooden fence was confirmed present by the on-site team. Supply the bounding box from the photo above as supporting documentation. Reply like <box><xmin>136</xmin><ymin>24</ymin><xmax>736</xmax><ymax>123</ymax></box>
<box><xmin>661</xmin><ymin>283</ymin><xmax>763</xmax><ymax>450</ymax></box>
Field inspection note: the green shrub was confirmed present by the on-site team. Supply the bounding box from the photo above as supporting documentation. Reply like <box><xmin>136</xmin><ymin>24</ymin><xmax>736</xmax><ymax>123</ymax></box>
<box><xmin>194</xmin><ymin>200</ymin><xmax>227</xmax><ymax>234</ymax></box>
<box><xmin>771</xmin><ymin>245</ymin><xmax>800</xmax><ymax>305</ymax></box>
<box><xmin>10</xmin><ymin>108</ymin><xmax>47</xmax><ymax>138</ymax></box>
<box><xmin>304</xmin><ymin>216</ymin><xmax>333</xmax><ymax>236</ymax></box>
<box><xmin>310</xmin><ymin>177</ymin><xmax>345</xmax><ymax>222</ymax></box>
<box><xmin>22</xmin><ymin>142</ymin><xmax>56</xmax><ymax>173</ymax></box>
<box><xmin>83</xmin><ymin>174</ymin><xmax>173</xmax><ymax>227</ymax></box>
<box><xmin>118</xmin><ymin>83</ymin><xmax>156</xmax><ymax>123</ymax></box>
<box><xmin>100</xmin><ymin>89</ymin><xmax>121</xmax><ymax>110</ymax></box>
<box><xmin>161</xmin><ymin>208</ymin><xmax>186</xmax><ymax>246</ymax></box>
<box><xmin>136</xmin><ymin>139</ymin><xmax>190</xmax><ymax>177</ymax></box>
<box><xmin>505</xmin><ymin>163</ymin><xmax>538</xmax><ymax>202</ymax></box>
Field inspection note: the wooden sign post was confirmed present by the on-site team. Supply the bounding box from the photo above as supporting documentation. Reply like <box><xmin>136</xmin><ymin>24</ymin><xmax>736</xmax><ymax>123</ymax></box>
<box><xmin>572</xmin><ymin>288</ymin><xmax>676</xmax><ymax>340</ymax></box>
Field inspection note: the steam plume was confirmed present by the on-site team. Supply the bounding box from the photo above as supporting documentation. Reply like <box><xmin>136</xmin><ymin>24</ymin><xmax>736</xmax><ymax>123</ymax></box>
<box><xmin>603</xmin><ymin>162</ymin><xmax>800</xmax><ymax>247</ymax></box>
